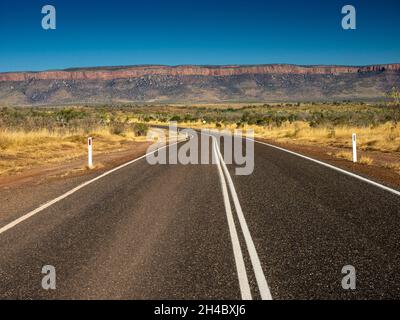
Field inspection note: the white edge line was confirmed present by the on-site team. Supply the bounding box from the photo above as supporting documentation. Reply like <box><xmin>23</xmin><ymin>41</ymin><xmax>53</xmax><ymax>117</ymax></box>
<box><xmin>212</xmin><ymin>135</ymin><xmax>273</xmax><ymax>301</ymax></box>
<box><xmin>249</xmin><ymin>138</ymin><xmax>400</xmax><ymax>197</ymax></box>
<box><xmin>0</xmin><ymin>141</ymin><xmax>182</xmax><ymax>236</ymax></box>
<box><xmin>212</xmin><ymin>139</ymin><xmax>252</xmax><ymax>300</ymax></box>
<box><xmin>177</xmin><ymin>127</ymin><xmax>399</xmax><ymax>197</ymax></box>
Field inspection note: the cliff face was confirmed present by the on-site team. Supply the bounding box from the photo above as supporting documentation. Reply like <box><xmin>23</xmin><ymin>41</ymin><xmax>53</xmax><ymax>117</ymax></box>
<box><xmin>1</xmin><ymin>64</ymin><xmax>399</xmax><ymax>82</ymax></box>
<box><xmin>0</xmin><ymin>64</ymin><xmax>399</xmax><ymax>105</ymax></box>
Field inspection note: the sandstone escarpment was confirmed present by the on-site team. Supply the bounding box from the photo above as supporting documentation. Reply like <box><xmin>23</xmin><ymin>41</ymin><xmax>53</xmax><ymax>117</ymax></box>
<box><xmin>0</xmin><ymin>64</ymin><xmax>399</xmax><ymax>105</ymax></box>
<box><xmin>0</xmin><ymin>64</ymin><xmax>399</xmax><ymax>82</ymax></box>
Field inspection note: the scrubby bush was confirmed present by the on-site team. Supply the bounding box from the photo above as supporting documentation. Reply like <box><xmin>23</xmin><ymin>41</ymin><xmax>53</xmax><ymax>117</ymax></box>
<box><xmin>110</xmin><ymin>122</ymin><xmax>126</xmax><ymax>135</ymax></box>
<box><xmin>133</xmin><ymin>123</ymin><xmax>149</xmax><ymax>136</ymax></box>
<box><xmin>169</xmin><ymin>115</ymin><xmax>181</xmax><ymax>122</ymax></box>
<box><xmin>55</xmin><ymin>109</ymin><xmax>87</xmax><ymax>127</ymax></box>
<box><xmin>387</xmin><ymin>87</ymin><xmax>400</xmax><ymax>105</ymax></box>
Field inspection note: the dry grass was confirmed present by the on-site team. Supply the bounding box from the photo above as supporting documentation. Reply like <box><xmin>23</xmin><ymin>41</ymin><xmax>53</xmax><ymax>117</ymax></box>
<box><xmin>383</xmin><ymin>162</ymin><xmax>400</xmax><ymax>174</ymax></box>
<box><xmin>152</xmin><ymin>119</ymin><xmax>399</xmax><ymax>169</ymax></box>
<box><xmin>332</xmin><ymin>151</ymin><xmax>374</xmax><ymax>165</ymax></box>
<box><xmin>334</xmin><ymin>151</ymin><xmax>354</xmax><ymax>162</ymax></box>
<box><xmin>167</xmin><ymin>120</ymin><xmax>400</xmax><ymax>154</ymax></box>
<box><xmin>0</xmin><ymin>128</ymin><xmax>145</xmax><ymax>176</ymax></box>
<box><xmin>237</xmin><ymin>122</ymin><xmax>400</xmax><ymax>153</ymax></box>
<box><xmin>359</xmin><ymin>156</ymin><xmax>375</xmax><ymax>165</ymax></box>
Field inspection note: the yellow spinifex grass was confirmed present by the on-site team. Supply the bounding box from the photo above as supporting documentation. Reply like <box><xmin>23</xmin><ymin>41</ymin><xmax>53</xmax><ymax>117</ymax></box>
<box><xmin>143</xmin><ymin>118</ymin><xmax>400</xmax><ymax>153</ymax></box>
<box><xmin>203</xmin><ymin>121</ymin><xmax>400</xmax><ymax>153</ymax></box>
<box><xmin>384</xmin><ymin>163</ymin><xmax>400</xmax><ymax>174</ymax></box>
<box><xmin>333</xmin><ymin>151</ymin><xmax>374</xmax><ymax>165</ymax></box>
<box><xmin>0</xmin><ymin>127</ymin><xmax>144</xmax><ymax>176</ymax></box>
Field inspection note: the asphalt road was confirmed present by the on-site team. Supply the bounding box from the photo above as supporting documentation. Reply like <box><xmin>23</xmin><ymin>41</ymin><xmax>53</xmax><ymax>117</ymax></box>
<box><xmin>0</xmin><ymin>131</ymin><xmax>400</xmax><ymax>300</ymax></box>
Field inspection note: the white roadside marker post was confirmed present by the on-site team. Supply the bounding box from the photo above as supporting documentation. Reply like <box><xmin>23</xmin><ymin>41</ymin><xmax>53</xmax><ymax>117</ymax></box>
<box><xmin>88</xmin><ymin>137</ymin><xmax>93</xmax><ymax>168</ymax></box>
<box><xmin>352</xmin><ymin>133</ymin><xmax>357</xmax><ymax>163</ymax></box>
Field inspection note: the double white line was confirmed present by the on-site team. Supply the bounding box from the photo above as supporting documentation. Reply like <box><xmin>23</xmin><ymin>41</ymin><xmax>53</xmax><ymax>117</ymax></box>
<box><xmin>211</xmin><ymin>136</ymin><xmax>272</xmax><ymax>301</ymax></box>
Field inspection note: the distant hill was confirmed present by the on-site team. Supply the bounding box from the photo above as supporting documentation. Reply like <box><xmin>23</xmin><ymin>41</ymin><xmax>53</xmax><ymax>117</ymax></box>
<box><xmin>0</xmin><ymin>64</ymin><xmax>399</xmax><ymax>106</ymax></box>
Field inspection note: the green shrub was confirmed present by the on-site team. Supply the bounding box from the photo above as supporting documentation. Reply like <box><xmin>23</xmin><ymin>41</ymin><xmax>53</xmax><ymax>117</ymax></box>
<box><xmin>133</xmin><ymin>123</ymin><xmax>149</xmax><ymax>136</ymax></box>
<box><xmin>170</xmin><ymin>115</ymin><xmax>181</xmax><ymax>122</ymax></box>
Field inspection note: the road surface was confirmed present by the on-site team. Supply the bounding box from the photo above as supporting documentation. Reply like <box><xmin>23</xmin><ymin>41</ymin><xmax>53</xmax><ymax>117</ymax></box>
<box><xmin>0</xmin><ymin>131</ymin><xmax>399</xmax><ymax>300</ymax></box>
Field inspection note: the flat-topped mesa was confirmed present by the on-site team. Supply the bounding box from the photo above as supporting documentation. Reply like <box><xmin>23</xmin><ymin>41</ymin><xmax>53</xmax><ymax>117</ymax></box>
<box><xmin>1</xmin><ymin>64</ymin><xmax>400</xmax><ymax>82</ymax></box>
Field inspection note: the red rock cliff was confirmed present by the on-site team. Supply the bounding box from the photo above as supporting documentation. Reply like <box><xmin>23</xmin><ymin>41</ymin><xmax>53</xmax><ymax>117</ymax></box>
<box><xmin>1</xmin><ymin>64</ymin><xmax>399</xmax><ymax>81</ymax></box>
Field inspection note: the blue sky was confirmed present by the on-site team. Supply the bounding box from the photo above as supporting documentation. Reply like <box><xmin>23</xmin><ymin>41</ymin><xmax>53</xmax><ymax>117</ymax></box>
<box><xmin>0</xmin><ymin>0</ymin><xmax>399</xmax><ymax>72</ymax></box>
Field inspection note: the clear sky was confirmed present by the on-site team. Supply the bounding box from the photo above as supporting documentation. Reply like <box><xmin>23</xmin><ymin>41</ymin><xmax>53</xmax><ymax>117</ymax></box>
<box><xmin>0</xmin><ymin>0</ymin><xmax>399</xmax><ymax>72</ymax></box>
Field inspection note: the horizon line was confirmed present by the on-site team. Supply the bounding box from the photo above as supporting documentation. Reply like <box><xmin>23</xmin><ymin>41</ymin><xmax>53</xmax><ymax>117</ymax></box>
<box><xmin>1</xmin><ymin>62</ymin><xmax>400</xmax><ymax>74</ymax></box>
